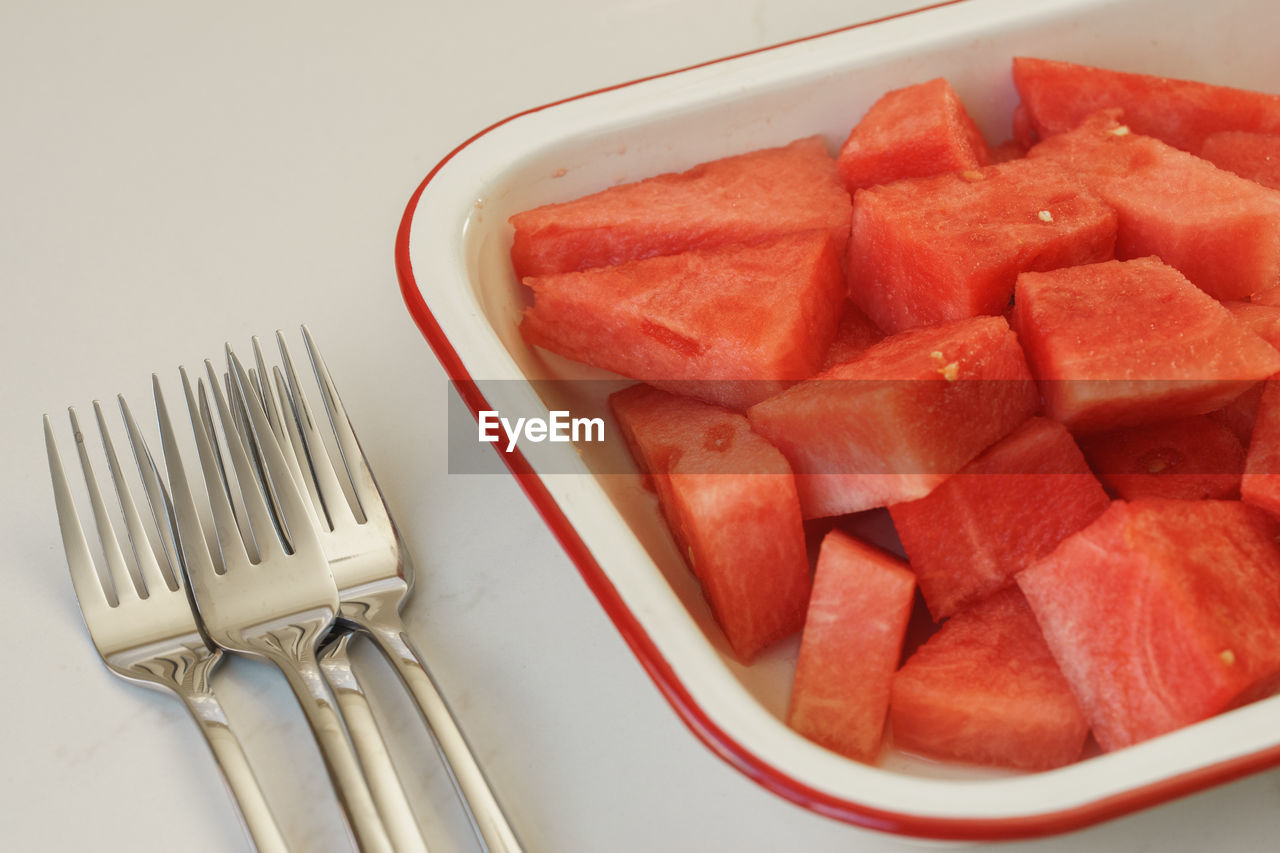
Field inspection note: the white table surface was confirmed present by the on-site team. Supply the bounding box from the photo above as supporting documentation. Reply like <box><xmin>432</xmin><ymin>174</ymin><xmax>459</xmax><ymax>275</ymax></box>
<box><xmin>5</xmin><ymin>1</ymin><xmax>1280</xmax><ymax>851</ymax></box>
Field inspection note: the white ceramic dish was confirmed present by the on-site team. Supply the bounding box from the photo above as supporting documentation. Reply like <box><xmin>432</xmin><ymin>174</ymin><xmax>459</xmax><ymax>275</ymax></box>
<box><xmin>396</xmin><ymin>0</ymin><xmax>1280</xmax><ymax>839</ymax></box>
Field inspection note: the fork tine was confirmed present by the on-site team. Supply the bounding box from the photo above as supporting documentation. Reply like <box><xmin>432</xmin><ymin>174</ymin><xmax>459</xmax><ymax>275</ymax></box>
<box><xmin>177</xmin><ymin>368</ymin><xmax>250</xmax><ymax>573</ymax></box>
<box><xmin>119</xmin><ymin>394</ymin><xmax>182</xmax><ymax>591</ymax></box>
<box><xmin>155</xmin><ymin>373</ymin><xmax>224</xmax><ymax>587</ymax></box>
<box><xmin>46</xmin><ymin>415</ymin><xmax>111</xmax><ymax>612</ymax></box>
<box><xmin>204</xmin><ymin>360</ymin><xmax>283</xmax><ymax>562</ymax></box>
<box><xmin>277</xmin><ymin>330</ymin><xmax>354</xmax><ymax>529</ymax></box>
<box><xmin>70</xmin><ymin>406</ymin><xmax>138</xmax><ymax>604</ymax></box>
<box><xmin>302</xmin><ymin>326</ymin><xmax>384</xmax><ymax>526</ymax></box>
<box><xmin>93</xmin><ymin>400</ymin><xmax>171</xmax><ymax>599</ymax></box>
<box><xmin>273</xmin><ymin>364</ymin><xmax>329</xmax><ymax>529</ymax></box>
<box><xmin>228</xmin><ymin>350</ymin><xmax>325</xmax><ymax>563</ymax></box>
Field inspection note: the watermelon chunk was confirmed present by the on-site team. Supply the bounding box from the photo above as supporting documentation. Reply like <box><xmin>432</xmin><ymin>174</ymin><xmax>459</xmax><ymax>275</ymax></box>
<box><xmin>890</xmin><ymin>417</ymin><xmax>1109</xmax><ymax>620</ymax></box>
<box><xmin>1242</xmin><ymin>377</ymin><xmax>1280</xmax><ymax>518</ymax></box>
<box><xmin>1017</xmin><ymin>499</ymin><xmax>1280</xmax><ymax>751</ymax></box>
<box><xmin>1013</xmin><ymin>257</ymin><xmax>1280</xmax><ymax>432</ymax></box>
<box><xmin>846</xmin><ymin>157</ymin><xmax>1116</xmax><ymax>334</ymax></box>
<box><xmin>1209</xmin><ymin>383</ymin><xmax>1265</xmax><ymax>447</ymax></box>
<box><xmin>747</xmin><ymin>315</ymin><xmax>1039</xmax><ymax>518</ymax></box>
<box><xmin>889</xmin><ymin>588</ymin><xmax>1089</xmax><ymax>771</ymax></box>
<box><xmin>822</xmin><ymin>301</ymin><xmax>884</xmax><ymax>370</ymax></box>
<box><xmin>1201</xmin><ymin>131</ymin><xmax>1280</xmax><ymax>190</ymax></box>
<box><xmin>787</xmin><ymin>531</ymin><xmax>915</xmax><ymax>763</ymax></box>
<box><xmin>509</xmin><ymin>136</ymin><xmax>851</xmax><ymax>278</ymax></box>
<box><xmin>836</xmin><ymin>77</ymin><xmax>990</xmax><ymax>193</ymax></box>
<box><xmin>1079</xmin><ymin>416</ymin><xmax>1246</xmax><ymax>501</ymax></box>
<box><xmin>609</xmin><ymin>385</ymin><xmax>811</xmax><ymax>662</ymax></box>
<box><xmin>1011</xmin><ymin>57</ymin><xmax>1280</xmax><ymax>154</ymax></box>
<box><xmin>522</xmin><ymin>231</ymin><xmax>844</xmax><ymax>410</ymax></box>
<box><xmin>1026</xmin><ymin>110</ymin><xmax>1280</xmax><ymax>300</ymax></box>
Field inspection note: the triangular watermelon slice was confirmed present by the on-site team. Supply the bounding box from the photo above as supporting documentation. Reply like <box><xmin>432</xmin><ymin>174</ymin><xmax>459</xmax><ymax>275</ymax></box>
<box><xmin>889</xmin><ymin>417</ymin><xmax>1110</xmax><ymax>620</ymax></box>
<box><xmin>846</xmin><ymin>157</ymin><xmax>1116</xmax><ymax>334</ymax></box>
<box><xmin>1026</xmin><ymin>109</ymin><xmax>1280</xmax><ymax>300</ymax></box>
<box><xmin>889</xmin><ymin>588</ymin><xmax>1090</xmax><ymax>771</ymax></box>
<box><xmin>1012</xmin><ymin>57</ymin><xmax>1280</xmax><ymax>153</ymax></box>
<box><xmin>1018</xmin><ymin>499</ymin><xmax>1280</xmax><ymax>752</ymax></box>
<box><xmin>509</xmin><ymin>136</ymin><xmax>851</xmax><ymax>278</ymax></box>
<box><xmin>747</xmin><ymin>315</ymin><xmax>1039</xmax><ymax>518</ymax></box>
<box><xmin>787</xmin><ymin>530</ymin><xmax>915</xmax><ymax>763</ymax></box>
<box><xmin>1013</xmin><ymin>257</ymin><xmax>1280</xmax><ymax>432</ymax></box>
<box><xmin>609</xmin><ymin>384</ymin><xmax>811</xmax><ymax>662</ymax></box>
<box><xmin>836</xmin><ymin>77</ymin><xmax>989</xmax><ymax>193</ymax></box>
<box><xmin>522</xmin><ymin>230</ymin><xmax>845</xmax><ymax>410</ymax></box>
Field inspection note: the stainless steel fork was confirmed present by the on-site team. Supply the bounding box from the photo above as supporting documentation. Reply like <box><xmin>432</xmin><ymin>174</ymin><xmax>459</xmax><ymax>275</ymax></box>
<box><xmin>45</xmin><ymin>401</ymin><xmax>289</xmax><ymax>853</ymax></box>
<box><xmin>248</xmin><ymin>328</ymin><xmax>524</xmax><ymax>853</ymax></box>
<box><xmin>155</xmin><ymin>364</ymin><xmax>394</xmax><ymax>853</ymax></box>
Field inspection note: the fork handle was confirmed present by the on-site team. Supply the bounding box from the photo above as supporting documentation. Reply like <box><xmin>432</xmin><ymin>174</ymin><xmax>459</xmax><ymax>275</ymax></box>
<box><xmin>264</xmin><ymin>642</ymin><xmax>395</xmax><ymax>853</ymax></box>
<box><xmin>178</xmin><ymin>686</ymin><xmax>291</xmax><ymax>853</ymax></box>
<box><xmin>320</xmin><ymin>631</ymin><xmax>430</xmax><ymax>853</ymax></box>
<box><xmin>366</xmin><ymin>617</ymin><xmax>524</xmax><ymax>853</ymax></box>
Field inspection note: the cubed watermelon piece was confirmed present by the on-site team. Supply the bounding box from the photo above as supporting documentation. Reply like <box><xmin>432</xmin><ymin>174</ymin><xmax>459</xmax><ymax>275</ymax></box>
<box><xmin>1017</xmin><ymin>499</ymin><xmax>1280</xmax><ymax>751</ymax></box>
<box><xmin>1026</xmin><ymin>110</ymin><xmax>1280</xmax><ymax>300</ymax></box>
<box><xmin>1011</xmin><ymin>57</ymin><xmax>1280</xmax><ymax>154</ymax></box>
<box><xmin>836</xmin><ymin>77</ymin><xmax>990</xmax><ymax>193</ymax></box>
<box><xmin>787</xmin><ymin>531</ymin><xmax>915</xmax><ymax>762</ymax></box>
<box><xmin>890</xmin><ymin>417</ymin><xmax>1109</xmax><ymax>620</ymax></box>
<box><xmin>847</xmin><ymin>158</ymin><xmax>1116</xmax><ymax>334</ymax></box>
<box><xmin>747</xmin><ymin>315</ymin><xmax>1039</xmax><ymax>518</ymax></box>
<box><xmin>1079</xmin><ymin>416</ymin><xmax>1246</xmax><ymax>501</ymax></box>
<box><xmin>889</xmin><ymin>588</ymin><xmax>1089</xmax><ymax>771</ymax></box>
<box><xmin>509</xmin><ymin>136</ymin><xmax>851</xmax><ymax>278</ymax></box>
<box><xmin>522</xmin><ymin>230</ymin><xmax>844</xmax><ymax>410</ymax></box>
<box><xmin>1242</xmin><ymin>377</ymin><xmax>1280</xmax><ymax>518</ymax></box>
<box><xmin>1013</xmin><ymin>257</ymin><xmax>1280</xmax><ymax>432</ymax></box>
<box><xmin>822</xmin><ymin>301</ymin><xmax>884</xmax><ymax>370</ymax></box>
<box><xmin>609</xmin><ymin>385</ymin><xmax>811</xmax><ymax>661</ymax></box>
<box><xmin>1201</xmin><ymin>131</ymin><xmax>1280</xmax><ymax>190</ymax></box>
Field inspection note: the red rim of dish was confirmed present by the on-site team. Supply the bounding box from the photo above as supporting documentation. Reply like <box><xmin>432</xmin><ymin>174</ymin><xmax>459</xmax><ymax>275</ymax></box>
<box><xmin>394</xmin><ymin>1</ymin><xmax>1280</xmax><ymax>839</ymax></box>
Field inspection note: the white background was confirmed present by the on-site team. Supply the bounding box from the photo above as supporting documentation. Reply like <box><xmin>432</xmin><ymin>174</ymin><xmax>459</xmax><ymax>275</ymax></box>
<box><xmin>4</xmin><ymin>1</ymin><xmax>1280</xmax><ymax>850</ymax></box>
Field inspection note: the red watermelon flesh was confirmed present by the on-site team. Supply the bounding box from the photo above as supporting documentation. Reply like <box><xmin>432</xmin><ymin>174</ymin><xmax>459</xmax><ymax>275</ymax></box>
<box><xmin>1200</xmin><ymin>131</ymin><xmax>1280</xmax><ymax>190</ymax></box>
<box><xmin>1209</xmin><ymin>383</ymin><xmax>1265</xmax><ymax>447</ymax></box>
<box><xmin>522</xmin><ymin>230</ymin><xmax>844</xmax><ymax>410</ymax></box>
<box><xmin>822</xmin><ymin>301</ymin><xmax>884</xmax><ymax>370</ymax></box>
<box><xmin>1011</xmin><ymin>57</ymin><xmax>1280</xmax><ymax>154</ymax></box>
<box><xmin>747</xmin><ymin>315</ymin><xmax>1039</xmax><ymax>518</ymax></box>
<box><xmin>1079</xmin><ymin>416</ymin><xmax>1246</xmax><ymax>502</ymax></box>
<box><xmin>989</xmin><ymin>139</ymin><xmax>1027</xmax><ymax>164</ymax></box>
<box><xmin>889</xmin><ymin>588</ymin><xmax>1089</xmax><ymax>771</ymax></box>
<box><xmin>1026</xmin><ymin>109</ymin><xmax>1280</xmax><ymax>300</ymax></box>
<box><xmin>787</xmin><ymin>530</ymin><xmax>915</xmax><ymax>763</ymax></box>
<box><xmin>509</xmin><ymin>136</ymin><xmax>851</xmax><ymax>279</ymax></box>
<box><xmin>1225</xmin><ymin>301</ymin><xmax>1280</xmax><ymax>350</ymax></box>
<box><xmin>890</xmin><ymin>417</ymin><xmax>1109</xmax><ymax>621</ymax></box>
<box><xmin>1013</xmin><ymin>257</ymin><xmax>1280</xmax><ymax>432</ymax></box>
<box><xmin>1017</xmin><ymin>499</ymin><xmax>1280</xmax><ymax>752</ymax></box>
<box><xmin>836</xmin><ymin>77</ymin><xmax>990</xmax><ymax>193</ymax></box>
<box><xmin>1242</xmin><ymin>377</ymin><xmax>1280</xmax><ymax>518</ymax></box>
<box><xmin>847</xmin><ymin>157</ymin><xmax>1116</xmax><ymax>334</ymax></box>
<box><xmin>609</xmin><ymin>384</ymin><xmax>811</xmax><ymax>662</ymax></box>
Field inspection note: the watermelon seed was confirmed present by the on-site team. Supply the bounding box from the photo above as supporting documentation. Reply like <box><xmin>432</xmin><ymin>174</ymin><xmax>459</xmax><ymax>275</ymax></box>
<box><xmin>938</xmin><ymin>362</ymin><xmax>960</xmax><ymax>382</ymax></box>
<box><xmin>1220</xmin><ymin>649</ymin><xmax>1236</xmax><ymax>666</ymax></box>
<box><xmin>961</xmin><ymin>170</ymin><xmax>984</xmax><ymax>182</ymax></box>
<box><xmin>1038</xmin><ymin>210</ymin><xmax>1054</xmax><ymax>223</ymax></box>
<box><xmin>1109</xmin><ymin>125</ymin><xmax>1131</xmax><ymax>137</ymax></box>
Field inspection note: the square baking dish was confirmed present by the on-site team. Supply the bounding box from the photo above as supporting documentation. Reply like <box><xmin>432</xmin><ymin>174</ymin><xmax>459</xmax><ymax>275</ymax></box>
<box><xmin>396</xmin><ymin>0</ymin><xmax>1280</xmax><ymax>839</ymax></box>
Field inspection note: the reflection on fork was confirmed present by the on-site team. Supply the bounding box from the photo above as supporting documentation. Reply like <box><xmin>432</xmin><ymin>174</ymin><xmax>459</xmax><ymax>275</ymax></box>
<box><xmin>234</xmin><ymin>327</ymin><xmax>524</xmax><ymax>853</ymax></box>
<box><xmin>45</xmin><ymin>400</ymin><xmax>289</xmax><ymax>853</ymax></box>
